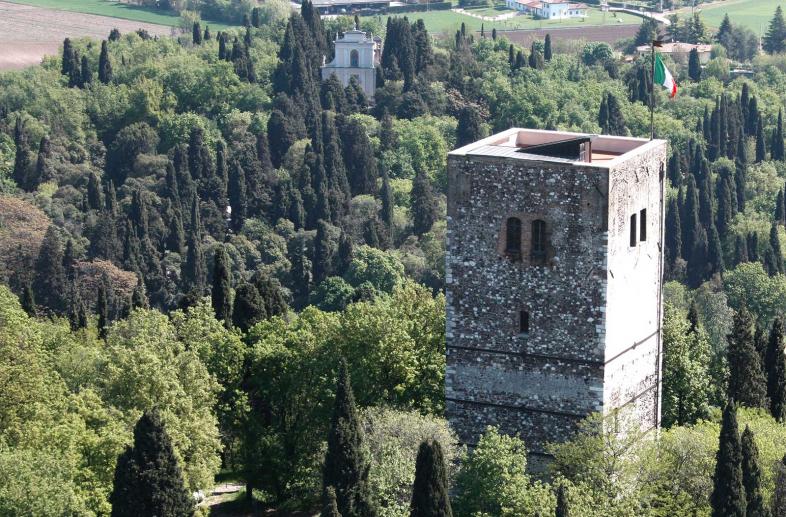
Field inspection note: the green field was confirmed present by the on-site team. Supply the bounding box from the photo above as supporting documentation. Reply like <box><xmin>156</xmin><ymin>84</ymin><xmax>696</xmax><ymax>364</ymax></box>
<box><xmin>365</xmin><ymin>7</ymin><xmax>636</xmax><ymax>34</ymax></box>
<box><xmin>4</xmin><ymin>0</ymin><xmax>232</xmax><ymax>29</ymax></box>
<box><xmin>682</xmin><ymin>0</ymin><xmax>784</xmax><ymax>32</ymax></box>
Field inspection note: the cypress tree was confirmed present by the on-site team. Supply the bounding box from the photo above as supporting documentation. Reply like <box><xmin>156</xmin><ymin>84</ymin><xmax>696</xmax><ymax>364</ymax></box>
<box><xmin>771</xmin><ymin>223</ymin><xmax>784</xmax><ymax>273</ymax></box>
<box><xmin>69</xmin><ymin>285</ymin><xmax>89</xmax><ymax>331</ymax></box>
<box><xmin>492</xmin><ymin>28</ymin><xmax>497</xmax><ymax>40</ymax></box>
<box><xmin>775</xmin><ymin>109</ymin><xmax>786</xmax><ymax>161</ymax></box>
<box><xmin>290</xmin><ymin>241</ymin><xmax>311</xmax><ymax>308</ymax></box>
<box><xmin>665</xmin><ymin>196</ymin><xmax>682</xmax><ymax>267</ymax></box>
<box><xmin>192</xmin><ymin>22</ymin><xmax>202</xmax><ymax>45</ymax></box>
<box><xmin>756</xmin><ymin>116</ymin><xmax>766</xmax><ymax>162</ymax></box>
<box><xmin>716</xmin><ymin>175</ymin><xmax>734</xmax><ymax>237</ymax></box>
<box><xmin>605</xmin><ymin>93</ymin><xmax>626</xmax><ymax>136</ymax></box>
<box><xmin>667</xmin><ymin>149</ymin><xmax>681</xmax><ymax>186</ymax></box>
<box><xmin>204</xmin><ymin>26</ymin><xmax>211</xmax><ymax>41</ymax></box>
<box><xmin>109</xmin><ymin>410</ymin><xmax>193</xmax><ymax>517</ymax></box>
<box><xmin>363</xmin><ymin>217</ymin><xmax>381</xmax><ymax>249</ymax></box>
<box><xmin>341</xmin><ymin>118</ymin><xmax>377</xmax><ymax>196</ymax></box>
<box><xmin>228</xmin><ymin>160</ymin><xmax>247</xmax><ymax>232</ymax></box>
<box><xmin>748</xmin><ymin>232</ymin><xmax>760</xmax><ymax>262</ymax></box>
<box><xmin>764</xmin><ymin>6</ymin><xmax>786</xmax><ymax>54</ymax></box>
<box><xmin>687</xmin><ymin>226</ymin><xmax>708</xmax><ymax>288</ymax></box>
<box><xmin>61</xmin><ymin>37</ymin><xmax>74</xmax><ymax>77</ymax></box>
<box><xmin>164</xmin><ymin>200</ymin><xmax>185</xmax><ymax>255</ymax></box>
<box><xmin>323</xmin><ymin>360</ymin><xmax>377</xmax><ymax>517</ymax></box>
<box><xmin>774</xmin><ymin>455</ymin><xmax>786</xmax><ymax>515</ymax></box>
<box><xmin>183</xmin><ymin>201</ymin><xmax>206</xmax><ymax>294</ymax></box>
<box><xmin>21</xmin><ymin>283</ymin><xmax>36</xmax><ymax>317</ymax></box>
<box><xmin>707</xmin><ymin>222</ymin><xmax>725</xmax><ymax>277</ymax></box>
<box><xmin>218</xmin><ymin>32</ymin><xmax>227</xmax><ymax>60</ymax></box>
<box><xmin>211</xmin><ymin>245</ymin><xmax>232</xmax><ymax>327</ymax></box>
<box><xmin>767</xmin><ymin>318</ymin><xmax>786</xmax><ymax>421</ymax></box>
<box><xmin>556</xmin><ymin>484</ymin><xmax>569</xmax><ymax>517</ymax></box>
<box><xmin>252</xmin><ymin>271</ymin><xmax>288</xmax><ymax>318</ymax></box>
<box><xmin>776</xmin><ymin>189</ymin><xmax>785</xmax><ymax>225</ymax></box>
<box><xmin>33</xmin><ymin>225</ymin><xmax>66</xmax><ymax>313</ymax></box>
<box><xmin>98</xmin><ymin>40</ymin><xmax>113</xmax><ymax>84</ymax></box>
<box><xmin>322</xmin><ymin>486</ymin><xmax>342</xmax><ymax>517</ymax></box>
<box><xmin>97</xmin><ymin>279</ymin><xmax>110</xmax><ymax>339</ymax></box>
<box><xmin>411</xmin><ymin>168</ymin><xmax>437</xmax><ymax>236</ymax></box>
<box><xmin>379</xmin><ymin>111</ymin><xmax>398</xmax><ymax>151</ymax></box>
<box><xmin>251</xmin><ymin>7</ymin><xmax>261</xmax><ymax>28</ymax></box>
<box><xmin>87</xmin><ymin>172</ymin><xmax>103</xmax><ymax>210</ymax></box>
<box><xmin>727</xmin><ymin>307</ymin><xmax>769</xmax><ymax>408</ymax></box>
<box><xmin>336</xmin><ymin>231</ymin><xmax>353</xmax><ymax>277</ymax></box>
<box><xmin>741</xmin><ymin>426</ymin><xmax>770</xmax><ymax>517</ymax></box>
<box><xmin>456</xmin><ymin>106</ymin><xmax>484</xmax><ymax>147</ymax></box>
<box><xmin>31</xmin><ymin>135</ymin><xmax>53</xmax><ymax>189</ymax></box>
<box><xmin>12</xmin><ymin>117</ymin><xmax>31</xmax><ymax>189</ymax></box>
<box><xmin>735</xmin><ymin>234</ymin><xmax>749</xmax><ymax>265</ymax></box>
<box><xmin>268</xmin><ymin>109</ymin><xmax>297</xmax><ymax>169</ymax></box>
<box><xmin>688</xmin><ymin>48</ymin><xmax>702</xmax><ymax>81</ymax></box>
<box><xmin>313</xmin><ymin>219</ymin><xmax>333</xmax><ymax>285</ymax></box>
<box><xmin>409</xmin><ymin>440</ymin><xmax>452</xmax><ymax>517</ymax></box>
<box><xmin>544</xmin><ymin>33</ymin><xmax>552</xmax><ymax>61</ymax></box>
<box><xmin>231</xmin><ymin>282</ymin><xmax>265</xmax><ymax>332</ymax></box>
<box><xmin>683</xmin><ymin>175</ymin><xmax>700</xmax><ymax>253</ymax></box>
<box><xmin>710</xmin><ymin>400</ymin><xmax>746</xmax><ymax>517</ymax></box>
<box><xmin>528</xmin><ymin>43</ymin><xmax>544</xmax><ymax>69</ymax></box>
<box><xmin>62</xmin><ymin>236</ymin><xmax>76</xmax><ymax>277</ymax></box>
<box><xmin>380</xmin><ymin>170</ymin><xmax>394</xmax><ymax>243</ymax></box>
<box><xmin>80</xmin><ymin>54</ymin><xmax>92</xmax><ymax>87</ymax></box>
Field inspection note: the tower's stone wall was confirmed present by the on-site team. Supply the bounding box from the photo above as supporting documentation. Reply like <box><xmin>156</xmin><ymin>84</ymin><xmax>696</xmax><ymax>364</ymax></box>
<box><xmin>445</xmin><ymin>139</ymin><xmax>666</xmax><ymax>456</ymax></box>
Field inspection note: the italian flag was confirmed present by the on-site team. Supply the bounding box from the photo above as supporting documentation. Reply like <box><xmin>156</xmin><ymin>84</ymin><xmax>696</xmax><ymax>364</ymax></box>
<box><xmin>654</xmin><ymin>52</ymin><xmax>677</xmax><ymax>98</ymax></box>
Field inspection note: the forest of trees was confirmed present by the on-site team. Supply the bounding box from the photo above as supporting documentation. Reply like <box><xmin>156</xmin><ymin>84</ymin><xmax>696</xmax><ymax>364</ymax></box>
<box><xmin>7</xmin><ymin>2</ymin><xmax>786</xmax><ymax>515</ymax></box>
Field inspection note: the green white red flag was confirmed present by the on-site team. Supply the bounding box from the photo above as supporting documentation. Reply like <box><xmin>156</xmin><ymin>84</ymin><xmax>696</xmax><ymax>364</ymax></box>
<box><xmin>654</xmin><ymin>52</ymin><xmax>677</xmax><ymax>98</ymax></box>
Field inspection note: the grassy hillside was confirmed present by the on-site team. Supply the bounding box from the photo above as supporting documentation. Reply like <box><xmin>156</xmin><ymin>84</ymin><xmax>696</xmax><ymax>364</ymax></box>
<box><xmin>686</xmin><ymin>0</ymin><xmax>782</xmax><ymax>32</ymax></box>
<box><xmin>4</xmin><ymin>0</ymin><xmax>232</xmax><ymax>29</ymax></box>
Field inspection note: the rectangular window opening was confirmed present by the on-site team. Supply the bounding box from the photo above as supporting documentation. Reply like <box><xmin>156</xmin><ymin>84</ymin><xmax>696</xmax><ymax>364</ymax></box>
<box><xmin>639</xmin><ymin>209</ymin><xmax>647</xmax><ymax>242</ymax></box>
<box><xmin>629</xmin><ymin>213</ymin><xmax>637</xmax><ymax>247</ymax></box>
<box><xmin>519</xmin><ymin>310</ymin><xmax>530</xmax><ymax>334</ymax></box>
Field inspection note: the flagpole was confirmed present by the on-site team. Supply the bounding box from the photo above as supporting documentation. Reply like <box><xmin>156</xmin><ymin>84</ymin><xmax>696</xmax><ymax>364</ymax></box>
<box><xmin>650</xmin><ymin>39</ymin><xmax>663</xmax><ymax>141</ymax></box>
<box><xmin>650</xmin><ymin>40</ymin><xmax>655</xmax><ymax>140</ymax></box>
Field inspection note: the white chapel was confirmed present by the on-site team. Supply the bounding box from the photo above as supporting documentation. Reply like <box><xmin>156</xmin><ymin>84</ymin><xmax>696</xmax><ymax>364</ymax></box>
<box><xmin>320</xmin><ymin>27</ymin><xmax>381</xmax><ymax>98</ymax></box>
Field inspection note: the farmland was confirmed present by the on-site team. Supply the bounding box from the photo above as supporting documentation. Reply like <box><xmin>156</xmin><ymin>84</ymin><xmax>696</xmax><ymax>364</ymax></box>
<box><xmin>683</xmin><ymin>0</ymin><xmax>780</xmax><ymax>32</ymax></box>
<box><xmin>363</xmin><ymin>6</ymin><xmax>638</xmax><ymax>34</ymax></box>
<box><xmin>0</xmin><ymin>0</ymin><xmax>173</xmax><ymax>70</ymax></box>
<box><xmin>3</xmin><ymin>0</ymin><xmax>187</xmax><ymax>26</ymax></box>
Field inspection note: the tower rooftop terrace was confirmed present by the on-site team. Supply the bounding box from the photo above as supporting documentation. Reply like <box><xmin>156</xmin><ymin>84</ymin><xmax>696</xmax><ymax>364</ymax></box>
<box><xmin>449</xmin><ymin>128</ymin><xmax>665</xmax><ymax>169</ymax></box>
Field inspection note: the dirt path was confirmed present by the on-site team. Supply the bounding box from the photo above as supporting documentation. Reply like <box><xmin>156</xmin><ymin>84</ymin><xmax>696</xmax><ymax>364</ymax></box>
<box><xmin>0</xmin><ymin>0</ymin><xmax>173</xmax><ymax>71</ymax></box>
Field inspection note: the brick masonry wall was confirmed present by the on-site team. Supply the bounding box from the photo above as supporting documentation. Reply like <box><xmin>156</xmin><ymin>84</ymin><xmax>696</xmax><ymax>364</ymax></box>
<box><xmin>445</xmin><ymin>143</ymin><xmax>666</xmax><ymax>455</ymax></box>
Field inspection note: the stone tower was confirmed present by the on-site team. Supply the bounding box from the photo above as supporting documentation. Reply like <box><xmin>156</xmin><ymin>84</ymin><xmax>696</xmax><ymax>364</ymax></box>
<box><xmin>445</xmin><ymin>128</ymin><xmax>667</xmax><ymax>461</ymax></box>
<box><xmin>320</xmin><ymin>27</ymin><xmax>381</xmax><ymax>98</ymax></box>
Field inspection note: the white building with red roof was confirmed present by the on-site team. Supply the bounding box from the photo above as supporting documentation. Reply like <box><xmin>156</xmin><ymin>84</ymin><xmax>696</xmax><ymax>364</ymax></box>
<box><xmin>506</xmin><ymin>0</ymin><xmax>588</xmax><ymax>19</ymax></box>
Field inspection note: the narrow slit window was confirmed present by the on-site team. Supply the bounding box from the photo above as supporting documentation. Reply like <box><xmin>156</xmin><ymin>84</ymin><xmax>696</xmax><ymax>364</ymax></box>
<box><xmin>519</xmin><ymin>310</ymin><xmax>530</xmax><ymax>334</ymax></box>
<box><xmin>639</xmin><ymin>209</ymin><xmax>647</xmax><ymax>241</ymax></box>
<box><xmin>506</xmin><ymin>217</ymin><xmax>522</xmax><ymax>256</ymax></box>
<box><xmin>630</xmin><ymin>213</ymin><xmax>637</xmax><ymax>247</ymax></box>
<box><xmin>531</xmin><ymin>219</ymin><xmax>546</xmax><ymax>259</ymax></box>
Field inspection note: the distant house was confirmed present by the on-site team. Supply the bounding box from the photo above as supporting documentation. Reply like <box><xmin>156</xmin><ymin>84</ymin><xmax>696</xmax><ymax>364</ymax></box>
<box><xmin>321</xmin><ymin>27</ymin><xmax>381</xmax><ymax>98</ymax></box>
<box><xmin>635</xmin><ymin>42</ymin><xmax>712</xmax><ymax>64</ymax></box>
<box><xmin>505</xmin><ymin>0</ymin><xmax>588</xmax><ymax>19</ymax></box>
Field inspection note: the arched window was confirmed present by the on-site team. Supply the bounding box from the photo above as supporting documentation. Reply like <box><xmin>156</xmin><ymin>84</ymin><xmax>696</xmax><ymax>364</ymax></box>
<box><xmin>531</xmin><ymin>219</ymin><xmax>546</xmax><ymax>259</ymax></box>
<box><xmin>350</xmin><ymin>49</ymin><xmax>359</xmax><ymax>67</ymax></box>
<box><xmin>505</xmin><ymin>217</ymin><xmax>522</xmax><ymax>257</ymax></box>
